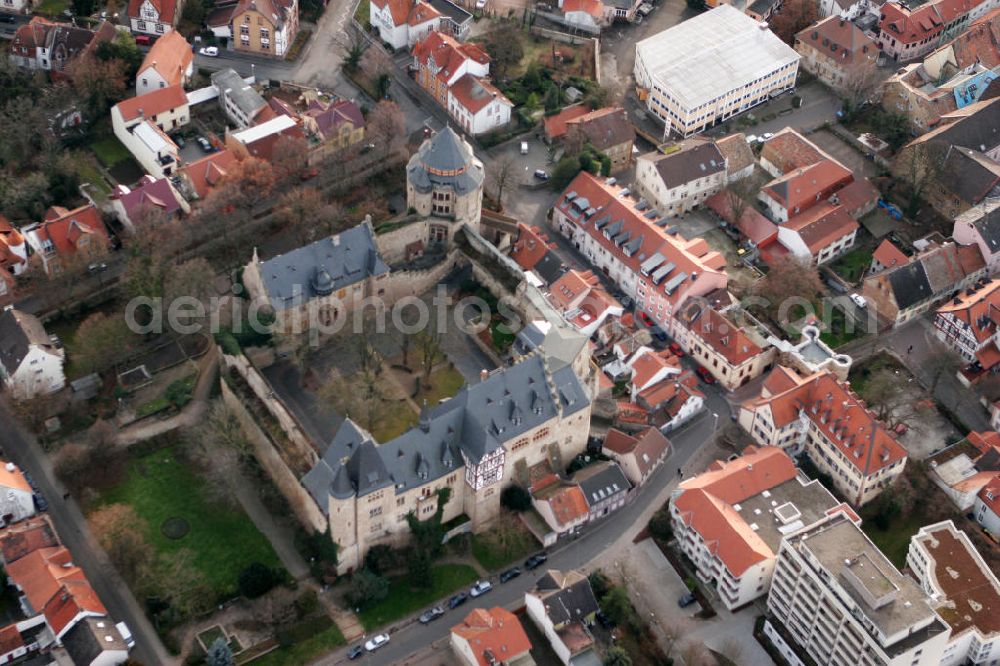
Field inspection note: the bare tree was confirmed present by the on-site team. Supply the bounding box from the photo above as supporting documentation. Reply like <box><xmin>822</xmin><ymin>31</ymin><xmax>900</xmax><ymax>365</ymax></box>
<box><xmin>415</xmin><ymin>318</ymin><xmax>443</xmax><ymax>385</ymax></box>
<box><xmin>842</xmin><ymin>62</ymin><xmax>881</xmax><ymax>113</ymax></box>
<box><xmin>488</xmin><ymin>154</ymin><xmax>517</xmax><ymax>211</ymax></box>
<box><xmin>770</xmin><ymin>0</ymin><xmax>819</xmax><ymax>45</ymax></box>
<box><xmin>723</xmin><ymin>171</ymin><xmax>764</xmax><ymax>227</ymax></box>
<box><xmin>861</xmin><ymin>368</ymin><xmax>931</xmax><ymax>430</ymax></box>
<box><xmin>275</xmin><ymin>187</ymin><xmax>327</xmax><ymax>243</ymax></box>
<box><xmin>366</xmin><ymin>101</ymin><xmax>406</xmax><ymax>160</ymax></box>
<box><xmin>898</xmin><ymin>141</ymin><xmax>947</xmax><ymax>217</ymax></box>
<box><xmin>186</xmin><ymin>400</ymin><xmax>253</xmax><ymax>505</ymax></box>
<box><xmin>89</xmin><ymin>503</ymin><xmax>153</xmax><ymax>586</ymax></box>
<box><xmin>318</xmin><ymin>336</ymin><xmax>390</xmax><ymax>432</ymax></box>
<box><xmin>922</xmin><ymin>347</ymin><xmax>962</xmax><ymax>395</ymax></box>
<box><xmin>359</xmin><ymin>46</ymin><xmax>393</xmax><ymax>99</ymax></box>
<box><xmin>271</xmin><ymin>135</ymin><xmax>310</xmax><ymax>182</ymax></box>
<box><xmin>753</xmin><ymin>256</ymin><xmax>825</xmax><ymax>318</ymax></box>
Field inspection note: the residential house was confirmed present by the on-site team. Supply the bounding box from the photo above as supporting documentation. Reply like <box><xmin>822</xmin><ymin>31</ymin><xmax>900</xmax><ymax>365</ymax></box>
<box><xmin>794</xmin><ymin>17</ymin><xmax>878</xmax><ymax>94</ymax></box>
<box><xmin>0</xmin><ymin>308</ymin><xmax>65</xmax><ymax>401</ymax></box>
<box><xmin>0</xmin><ymin>516</ymin><xmax>59</xmax><ymax>566</ymax></box>
<box><xmin>768</xmin><ymin>517</ymin><xmax>952</xmax><ymax>666</ymax></box>
<box><xmin>705</xmin><ymin>191</ymin><xmax>779</xmax><ymax>256</ymax></box>
<box><xmin>544</xmin><ymin>269</ymin><xmax>623</xmax><ymax>336</ymax></box>
<box><xmin>542</xmin><ymin>104</ymin><xmax>591</xmax><ymax>144</ymax></box>
<box><xmin>634</xmin><ymin>5</ymin><xmax>799</xmax><ymax>138</ymax></box>
<box><xmin>109</xmin><ymin>175</ymin><xmax>190</xmax><ymax>232</ymax></box>
<box><xmin>739</xmin><ymin>366</ymin><xmax>909</xmax><ymax>505</ymax></box>
<box><xmin>225</xmin><ymin>114</ymin><xmax>305</xmax><ymax>161</ymax></box>
<box><xmin>243</xmin><ymin>220</ymin><xmax>390</xmax><ymax>333</ymax></box>
<box><xmin>0</xmin><ymin>462</ymin><xmax>35</xmax><ymax>526</ymax></box>
<box><xmin>601</xmin><ymin>427</ymin><xmax>671</xmax><ymax>486</ymax></box>
<box><xmin>974</xmin><ymin>474</ymin><xmax>1000</xmax><ymax>536</ymax></box>
<box><xmin>558</xmin><ymin>0</ymin><xmax>607</xmax><ymax>31</ymax></box>
<box><xmin>573</xmin><ymin>461</ymin><xmax>631</xmax><ymax>521</ymax></box>
<box><xmin>510</xmin><ymin>224</ymin><xmax>566</xmax><ymax>287</ymax></box>
<box><xmin>0</xmin><ymin>619</ymin><xmax>47</xmax><ymax>665</ymax></box>
<box><xmin>759</xmin><ymin>126</ymin><xmax>825</xmax><ymax>177</ymax></box>
<box><xmin>907</xmin><ymin>521</ymin><xmax>1000</xmax><ymax>666</ymax></box>
<box><xmin>0</xmin><ymin>218</ymin><xmax>28</xmax><ymax>303</ymax></box>
<box><xmin>299</xmin><ymin>342</ymin><xmax>592</xmax><ymax>573</ymax></box>
<box><xmin>412</xmin><ymin>32</ymin><xmax>511</xmax><ymax>135</ymax></box>
<box><xmin>135</xmin><ymin>29</ymin><xmax>193</xmax><ymax>95</ymax></box>
<box><xmin>530</xmin><ymin>472</ymin><xmax>591</xmax><ymax>539</ymax></box>
<box><xmin>953</xmin><ymin>198</ymin><xmax>1000</xmax><ymax>275</ymax></box>
<box><xmin>934</xmin><ymin>278</ymin><xmax>1000</xmax><ymax>373</ymax></box>
<box><xmin>628</xmin><ymin>367</ymin><xmax>705</xmax><ymax>433</ymax></box>
<box><xmin>211</xmin><ymin>68</ymin><xmax>267</xmax><ymax>128</ymax></box>
<box><xmin>876</xmin><ymin>0</ymin><xmax>998</xmax><ymax>62</ymax></box>
<box><xmin>22</xmin><ymin>205</ymin><xmax>109</xmax><ymax>277</ymax></box>
<box><xmin>925</xmin><ymin>431</ymin><xmax>1000</xmax><ymax>509</ymax></box>
<box><xmin>862</xmin><ymin>240</ymin><xmax>987</xmax><ymax>327</ymax></box>
<box><xmin>369</xmin><ymin>0</ymin><xmax>471</xmax><ymax>50</ymax></box>
<box><xmin>175</xmin><ymin>149</ymin><xmax>238</xmax><ymax>201</ymax></box>
<box><xmin>111</xmin><ymin>85</ymin><xmax>189</xmax><ymax>178</ymax></box>
<box><xmin>230</xmin><ymin>0</ymin><xmax>298</xmax><ymax>57</ymax></box>
<box><xmin>524</xmin><ymin>570</ymin><xmax>600</xmax><ymax>666</ymax></box>
<box><xmin>670</xmin><ymin>445</ymin><xmax>849</xmax><ymax>610</ymax></box>
<box><xmin>676</xmin><ymin>300</ymin><xmax>775</xmax><ymax>389</ymax></box>
<box><xmin>0</xmin><ymin>0</ymin><xmax>38</xmax><ymax>14</ymax></box>
<box><xmin>893</xmin><ymin>97</ymin><xmax>1000</xmax><ymax>219</ymax></box>
<box><xmin>881</xmin><ymin>10</ymin><xmax>1000</xmax><ymax>132</ymax></box>
<box><xmin>869</xmin><ymin>238</ymin><xmax>910</xmax><ymax>274</ymax></box>
<box><xmin>128</xmin><ymin>0</ymin><xmax>180</xmax><ymax>35</ymax></box>
<box><xmin>61</xmin><ymin>617</ymin><xmax>129</xmax><ymax>666</ymax></box>
<box><xmin>450</xmin><ymin>608</ymin><xmax>533</xmax><ymax>666</ymax></box>
<box><xmin>301</xmin><ymin>98</ymin><xmax>366</xmax><ymax>162</ymax></box>
<box><xmin>634</xmin><ymin>140</ymin><xmax>727</xmax><ymax>217</ymax></box>
<box><xmin>564</xmin><ymin>107</ymin><xmax>635</xmax><ymax>173</ymax></box>
<box><xmin>552</xmin><ymin>171</ymin><xmax>729</xmax><ymax>338</ymax></box>
<box><xmin>819</xmin><ymin>0</ymin><xmax>871</xmax><ymax>19</ymax></box>
<box><xmin>9</xmin><ymin>18</ymin><xmax>116</xmax><ymax>74</ymax></box>
<box><xmin>715</xmin><ymin>133</ymin><xmax>756</xmax><ymax>182</ymax></box>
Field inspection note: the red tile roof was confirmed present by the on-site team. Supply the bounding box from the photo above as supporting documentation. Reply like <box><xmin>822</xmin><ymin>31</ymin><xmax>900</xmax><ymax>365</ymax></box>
<box><xmin>534</xmin><ymin>481</ymin><xmax>590</xmax><ymax>528</ymax></box>
<box><xmin>33</xmin><ymin>205</ymin><xmax>109</xmax><ymax>258</ymax></box>
<box><xmin>511</xmin><ymin>224</ymin><xmax>555</xmax><ymax>271</ymax></box>
<box><xmin>760</xmin><ymin>128</ymin><xmax>825</xmax><ymax>174</ymax></box>
<box><xmin>678</xmin><ymin>302</ymin><xmax>763</xmax><ymax>366</ymax></box>
<box><xmin>413</xmin><ymin>31</ymin><xmax>489</xmax><ymax>87</ymax></box>
<box><xmin>114</xmin><ymin>84</ymin><xmax>188</xmax><ymax>122</ymax></box>
<box><xmin>873</xmin><ymin>238</ymin><xmax>909</xmax><ymax>270</ymax></box>
<box><xmin>0</xmin><ymin>624</ymin><xmax>23</xmax><ymax>656</ymax></box>
<box><xmin>630</xmin><ymin>349</ymin><xmax>681</xmax><ymax>390</ymax></box>
<box><xmin>706</xmin><ymin>191</ymin><xmax>778</xmax><ymax>246</ymax></box>
<box><xmin>451</xmin><ymin>608</ymin><xmax>532</xmax><ymax>666</ymax></box>
<box><xmin>786</xmin><ymin>202</ymin><xmax>860</xmax><ymax>254</ymax></box>
<box><xmin>879</xmin><ymin>0</ymin><xmax>984</xmax><ymax>47</ymax></box>
<box><xmin>562</xmin><ymin>0</ymin><xmax>603</xmax><ymax>17</ymax></box>
<box><xmin>371</xmin><ymin>0</ymin><xmax>416</xmax><ymax>26</ymax></box>
<box><xmin>979</xmin><ymin>474</ymin><xmax>1000</xmax><ymax>517</ymax></box>
<box><xmin>796</xmin><ymin>16</ymin><xmax>878</xmax><ymax>67</ymax></box>
<box><xmin>937</xmin><ymin>278</ymin><xmax>1000</xmax><ymax>344</ymax></box>
<box><xmin>0</xmin><ymin>462</ymin><xmax>31</xmax><ymax>494</ymax></box>
<box><xmin>0</xmin><ymin>517</ymin><xmax>59</xmax><ymax>565</ymax></box>
<box><xmin>603</xmin><ymin>427</ymin><xmax>671</xmax><ymax>479</ymax></box>
<box><xmin>178</xmin><ymin>149</ymin><xmax>238</xmax><ymax>199</ymax></box>
<box><xmin>138</xmin><ymin>29</ymin><xmax>192</xmax><ymax>88</ymax></box>
<box><xmin>127</xmin><ymin>0</ymin><xmax>178</xmax><ymax>23</ymax></box>
<box><xmin>548</xmin><ymin>269</ymin><xmax>598</xmax><ymax>310</ymax></box>
<box><xmin>407</xmin><ymin>0</ymin><xmax>441</xmax><ymax>25</ymax></box>
<box><xmin>543</xmin><ymin>104</ymin><xmax>592</xmax><ymax>140</ymax></box>
<box><xmin>745</xmin><ymin>368</ymin><xmax>908</xmax><ymax>476</ymax></box>
<box><xmin>762</xmin><ymin>159</ymin><xmax>854</xmax><ymax>213</ymax></box>
<box><xmin>639</xmin><ymin>371</ymin><xmax>704</xmax><ymax>418</ymax></box>
<box><xmin>449</xmin><ymin>73</ymin><xmax>511</xmax><ymax>115</ymax></box>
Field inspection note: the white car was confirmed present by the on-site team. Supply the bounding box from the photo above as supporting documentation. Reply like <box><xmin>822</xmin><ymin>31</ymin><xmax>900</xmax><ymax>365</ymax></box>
<box><xmin>364</xmin><ymin>634</ymin><xmax>389</xmax><ymax>652</ymax></box>
<box><xmin>745</xmin><ymin>134</ymin><xmax>758</xmax><ymax>144</ymax></box>
<box><xmin>761</xmin><ymin>132</ymin><xmax>774</xmax><ymax>141</ymax></box>
<box><xmin>199</xmin><ymin>46</ymin><xmax>219</xmax><ymax>57</ymax></box>
<box><xmin>850</xmin><ymin>293</ymin><xmax>867</xmax><ymax>309</ymax></box>
<box><xmin>470</xmin><ymin>580</ymin><xmax>493</xmax><ymax>597</ymax></box>
<box><xmin>520</xmin><ymin>141</ymin><xmax>529</xmax><ymax>155</ymax></box>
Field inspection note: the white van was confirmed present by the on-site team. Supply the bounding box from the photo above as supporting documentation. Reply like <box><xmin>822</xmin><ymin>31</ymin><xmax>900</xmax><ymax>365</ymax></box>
<box><xmin>116</xmin><ymin>622</ymin><xmax>135</xmax><ymax>649</ymax></box>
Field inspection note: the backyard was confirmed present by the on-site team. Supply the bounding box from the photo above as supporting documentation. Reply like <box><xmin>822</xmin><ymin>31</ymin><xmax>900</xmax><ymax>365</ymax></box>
<box><xmin>858</xmin><ymin>504</ymin><xmax>929</xmax><ymax>568</ymax></box>
<box><xmin>88</xmin><ymin>134</ymin><xmax>144</xmax><ymax>186</ymax></box>
<box><xmin>829</xmin><ymin>247</ymin><xmax>873</xmax><ymax>284</ymax></box>
<box><xmin>250</xmin><ymin>616</ymin><xmax>346</xmax><ymax>666</ymax></box>
<box><xmin>94</xmin><ymin>443</ymin><xmax>284</xmax><ymax>599</ymax></box>
<box><xmin>357</xmin><ymin>563</ymin><xmax>478</xmax><ymax>629</ymax></box>
<box><xmin>470</xmin><ymin>514</ymin><xmax>538</xmax><ymax>571</ymax></box>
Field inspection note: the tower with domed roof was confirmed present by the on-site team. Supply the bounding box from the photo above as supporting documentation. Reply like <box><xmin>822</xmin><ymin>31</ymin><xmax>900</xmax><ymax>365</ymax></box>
<box><xmin>406</xmin><ymin>127</ymin><xmax>484</xmax><ymax>241</ymax></box>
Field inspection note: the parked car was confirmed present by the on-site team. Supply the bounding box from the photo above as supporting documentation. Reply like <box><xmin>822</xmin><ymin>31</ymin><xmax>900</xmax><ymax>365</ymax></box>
<box><xmin>32</xmin><ymin>492</ymin><xmax>48</xmax><ymax>512</ymax></box>
<box><xmin>419</xmin><ymin>606</ymin><xmax>445</xmax><ymax>624</ymax></box>
<box><xmin>448</xmin><ymin>592</ymin><xmax>468</xmax><ymax>609</ymax></box>
<box><xmin>533</xmin><ymin>169</ymin><xmax>549</xmax><ymax>181</ymax></box>
<box><xmin>470</xmin><ymin>580</ymin><xmax>493</xmax><ymax>597</ymax></box>
<box><xmin>678</xmin><ymin>593</ymin><xmax>697</xmax><ymax>608</ymax></box>
<box><xmin>696</xmin><ymin>366</ymin><xmax>716</xmax><ymax>384</ymax></box>
<box><xmin>850</xmin><ymin>293</ymin><xmax>867</xmax><ymax>309</ymax></box>
<box><xmin>134</xmin><ymin>34</ymin><xmax>151</xmax><ymax>46</ymax></box>
<box><xmin>87</xmin><ymin>262</ymin><xmax>108</xmax><ymax>273</ymax></box>
<box><xmin>172</xmin><ymin>134</ymin><xmax>186</xmax><ymax>148</ymax></box>
<box><xmin>638</xmin><ymin>311</ymin><xmax>654</xmax><ymax>327</ymax></box>
<box><xmin>596</xmin><ymin>610</ymin><xmax>615</xmax><ymax>629</ymax></box>
<box><xmin>347</xmin><ymin>645</ymin><xmax>364</xmax><ymax>660</ymax></box>
<box><xmin>520</xmin><ymin>141</ymin><xmax>529</xmax><ymax>155</ymax></box>
<box><xmin>196</xmin><ymin>136</ymin><xmax>213</xmax><ymax>152</ymax></box>
<box><xmin>652</xmin><ymin>330</ymin><xmax>668</xmax><ymax>343</ymax></box>
<box><xmin>761</xmin><ymin>132</ymin><xmax>774</xmax><ymax>141</ymax></box>
<box><xmin>199</xmin><ymin>46</ymin><xmax>219</xmax><ymax>56</ymax></box>
<box><xmin>668</xmin><ymin>342</ymin><xmax>684</xmax><ymax>357</ymax></box>
<box><xmin>115</xmin><ymin>622</ymin><xmax>135</xmax><ymax>649</ymax></box>
<box><xmin>499</xmin><ymin>567</ymin><xmax>521</xmax><ymax>583</ymax></box>
<box><xmin>364</xmin><ymin>634</ymin><xmax>389</xmax><ymax>652</ymax></box>
<box><xmin>524</xmin><ymin>552</ymin><xmax>549</xmax><ymax>570</ymax></box>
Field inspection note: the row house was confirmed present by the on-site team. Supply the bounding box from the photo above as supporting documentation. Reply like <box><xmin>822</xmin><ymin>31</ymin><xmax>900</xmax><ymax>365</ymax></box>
<box><xmin>109</xmin><ymin>175</ymin><xmax>190</xmax><ymax>232</ymax></box>
<box><xmin>669</xmin><ymin>445</ymin><xmax>849</xmax><ymax>610</ymax></box>
<box><xmin>0</xmin><ymin>219</ymin><xmax>27</xmax><ymax>303</ymax></box>
<box><xmin>631</xmin><ymin>370</ymin><xmax>705</xmax><ymax>433</ymax></box>
<box><xmin>881</xmin><ymin>10</ymin><xmax>1000</xmax><ymax>132</ymax></box>
<box><xmin>545</xmin><ymin>269</ymin><xmax>624</xmax><ymax>336</ymax></box>
<box><xmin>907</xmin><ymin>521</ymin><xmax>1000</xmax><ymax>666</ymax></box>
<box><xmin>127</xmin><ymin>0</ymin><xmax>181</xmax><ymax>35</ymax></box>
<box><xmin>676</xmin><ymin>300</ymin><xmax>775</xmax><ymax>389</ymax></box>
<box><xmin>869</xmin><ymin>238</ymin><xmax>910</xmax><ymax>275</ymax></box>
<box><xmin>531</xmin><ymin>460</ymin><xmax>633</xmax><ymax>538</ymax></box>
<box><xmin>413</xmin><ymin>31</ymin><xmax>511</xmax><ymax>135</ymax></box>
<box><xmin>601</xmin><ymin>427</ymin><xmax>671</xmax><ymax>486</ymax></box>
<box><xmin>564</xmin><ymin>107</ymin><xmax>635</xmax><ymax>173</ymax></box>
<box><xmin>769</xmin><ymin>517</ymin><xmax>951</xmax><ymax>666</ymax></box>
<box><xmin>634</xmin><ymin>140</ymin><xmax>727</xmax><ymax>218</ymax></box>
<box><xmin>934</xmin><ymin>278</ymin><xmax>1000</xmax><ymax>368</ymax></box>
<box><xmin>510</xmin><ymin>224</ymin><xmax>567</xmax><ymax>287</ymax></box>
<box><xmin>524</xmin><ymin>570</ymin><xmax>601</xmax><ymax>666</ymax></box>
<box><xmin>450</xmin><ymin>608</ymin><xmax>532</xmax><ymax>666</ymax></box>
<box><xmin>738</xmin><ymin>366</ymin><xmax>908</xmax><ymax>505</ymax></box>
<box><xmin>953</xmin><ymin>199</ymin><xmax>1000</xmax><ymax>276</ymax></box>
<box><xmin>877</xmin><ymin>0</ymin><xmax>998</xmax><ymax>62</ymax></box>
<box><xmin>863</xmin><ymin>240</ymin><xmax>986</xmax><ymax>327</ymax></box>
<box><xmin>552</xmin><ymin>170</ymin><xmax>728</xmax><ymax>339</ymax></box>
<box><xmin>975</xmin><ymin>474</ymin><xmax>1000</xmax><ymax>537</ymax></box>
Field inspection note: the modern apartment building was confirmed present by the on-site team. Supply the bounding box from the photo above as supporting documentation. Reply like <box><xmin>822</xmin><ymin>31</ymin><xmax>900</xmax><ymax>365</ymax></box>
<box><xmin>739</xmin><ymin>367</ymin><xmax>908</xmax><ymax>505</ymax></box>
<box><xmin>907</xmin><ymin>521</ymin><xmax>1000</xmax><ymax>666</ymax></box>
<box><xmin>634</xmin><ymin>5</ymin><xmax>799</xmax><ymax>138</ymax></box>
<box><xmin>670</xmin><ymin>446</ymin><xmax>850</xmax><ymax>610</ymax></box>
<box><xmin>768</xmin><ymin>516</ymin><xmax>952</xmax><ymax>666</ymax></box>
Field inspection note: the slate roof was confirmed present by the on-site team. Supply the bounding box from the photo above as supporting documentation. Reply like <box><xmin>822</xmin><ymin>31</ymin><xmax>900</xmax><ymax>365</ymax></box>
<box><xmin>565</xmin><ymin>107</ymin><xmax>635</xmax><ymax>152</ymax></box>
<box><xmin>0</xmin><ymin>308</ymin><xmax>57</xmax><ymax>376</ymax></box>
<box><xmin>939</xmin><ymin>145</ymin><xmax>1000</xmax><ymax>206</ymax></box>
<box><xmin>256</xmin><ymin>221</ymin><xmax>389</xmax><ymax>310</ymax></box>
<box><xmin>302</xmin><ymin>353</ymin><xmax>590</xmax><ymax>507</ymax></box>
<box><xmin>211</xmin><ymin>68</ymin><xmax>267</xmax><ymax>120</ymax></box>
<box><xmin>969</xmin><ymin>203</ymin><xmax>1000</xmax><ymax>253</ymax></box>
<box><xmin>572</xmin><ymin>461</ymin><xmax>631</xmax><ymax>508</ymax></box>
<box><xmin>406</xmin><ymin>127</ymin><xmax>484</xmax><ymax>195</ymax></box>
<box><xmin>646</xmin><ymin>141</ymin><xmax>726</xmax><ymax>189</ymax></box>
<box><xmin>532</xmin><ymin>569</ymin><xmax>600</xmax><ymax>625</ymax></box>
<box><xmin>887</xmin><ymin>261</ymin><xmax>935</xmax><ymax>309</ymax></box>
<box><xmin>62</xmin><ymin>618</ymin><xmax>126</xmax><ymax>665</ymax></box>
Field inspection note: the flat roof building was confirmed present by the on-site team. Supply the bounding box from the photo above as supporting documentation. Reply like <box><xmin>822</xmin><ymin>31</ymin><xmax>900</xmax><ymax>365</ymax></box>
<box><xmin>634</xmin><ymin>5</ymin><xmax>800</xmax><ymax>138</ymax></box>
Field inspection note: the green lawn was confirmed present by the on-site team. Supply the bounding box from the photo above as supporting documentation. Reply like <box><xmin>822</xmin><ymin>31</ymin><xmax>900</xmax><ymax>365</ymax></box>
<box><xmin>417</xmin><ymin>365</ymin><xmax>465</xmax><ymax>406</ymax></box>
<box><xmin>135</xmin><ymin>397</ymin><xmax>171</xmax><ymax>419</ymax></box>
<box><xmin>471</xmin><ymin>520</ymin><xmax>537</xmax><ymax>571</ymax></box>
<box><xmin>358</xmin><ymin>564</ymin><xmax>478</xmax><ymax>630</ymax></box>
<box><xmin>830</xmin><ymin>248</ymin><xmax>873</xmax><ymax>284</ymax></box>
<box><xmin>251</xmin><ymin>617</ymin><xmax>345</xmax><ymax>666</ymax></box>
<box><xmin>370</xmin><ymin>401</ymin><xmax>418</xmax><ymax>443</ymax></box>
<box><xmin>353</xmin><ymin>0</ymin><xmax>369</xmax><ymax>26</ymax></box>
<box><xmin>89</xmin><ymin>136</ymin><xmax>132</xmax><ymax>167</ymax></box>
<box><xmin>98</xmin><ymin>446</ymin><xmax>283</xmax><ymax>597</ymax></box>
<box><xmin>859</xmin><ymin>505</ymin><xmax>928</xmax><ymax>568</ymax></box>
<box><xmin>819</xmin><ymin>306</ymin><xmax>865</xmax><ymax>349</ymax></box>
<box><xmin>35</xmin><ymin>0</ymin><xmax>69</xmax><ymax>14</ymax></box>
<box><xmin>76</xmin><ymin>159</ymin><xmax>111</xmax><ymax>202</ymax></box>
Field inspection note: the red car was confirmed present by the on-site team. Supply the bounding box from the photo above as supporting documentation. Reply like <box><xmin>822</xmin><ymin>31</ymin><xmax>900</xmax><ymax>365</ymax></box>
<box><xmin>639</xmin><ymin>311</ymin><xmax>654</xmax><ymax>327</ymax></box>
<box><xmin>696</xmin><ymin>366</ymin><xmax>716</xmax><ymax>384</ymax></box>
<box><xmin>669</xmin><ymin>342</ymin><xmax>684</xmax><ymax>357</ymax></box>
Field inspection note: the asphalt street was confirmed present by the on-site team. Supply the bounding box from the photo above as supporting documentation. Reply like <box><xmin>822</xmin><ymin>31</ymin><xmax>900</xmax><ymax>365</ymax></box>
<box><xmin>313</xmin><ymin>389</ymin><xmax>731</xmax><ymax>665</ymax></box>
<box><xmin>0</xmin><ymin>401</ymin><xmax>171</xmax><ymax>666</ymax></box>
